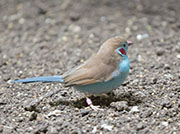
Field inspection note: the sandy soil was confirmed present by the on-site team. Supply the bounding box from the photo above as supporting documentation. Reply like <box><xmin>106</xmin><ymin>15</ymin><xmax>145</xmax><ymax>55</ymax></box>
<box><xmin>0</xmin><ymin>0</ymin><xmax>180</xmax><ymax>133</ymax></box>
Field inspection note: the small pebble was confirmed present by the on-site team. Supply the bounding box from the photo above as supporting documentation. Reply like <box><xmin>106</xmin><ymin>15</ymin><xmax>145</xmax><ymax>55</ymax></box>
<box><xmin>161</xmin><ymin>121</ymin><xmax>168</xmax><ymax>127</ymax></box>
<box><xmin>110</xmin><ymin>101</ymin><xmax>129</xmax><ymax>111</ymax></box>
<box><xmin>101</xmin><ymin>124</ymin><xmax>113</xmax><ymax>131</ymax></box>
<box><xmin>136</xmin><ymin>33</ymin><xmax>149</xmax><ymax>41</ymax></box>
<box><xmin>69</xmin><ymin>12</ymin><xmax>80</xmax><ymax>21</ymax></box>
<box><xmin>137</xmin><ymin>55</ymin><xmax>143</xmax><ymax>62</ymax></box>
<box><xmin>177</xmin><ymin>54</ymin><xmax>180</xmax><ymax>59</ymax></box>
<box><xmin>48</xmin><ymin>110</ymin><xmax>62</xmax><ymax>117</ymax></box>
<box><xmin>80</xmin><ymin>109</ymin><xmax>91</xmax><ymax>116</ymax></box>
<box><xmin>69</xmin><ymin>24</ymin><xmax>81</xmax><ymax>33</ymax></box>
<box><xmin>136</xmin><ymin>122</ymin><xmax>144</xmax><ymax>130</ymax></box>
<box><xmin>164</xmin><ymin>64</ymin><xmax>171</xmax><ymax>70</ymax></box>
<box><xmin>47</xmin><ymin>126</ymin><xmax>58</xmax><ymax>134</ymax></box>
<box><xmin>130</xmin><ymin>106</ymin><xmax>139</xmax><ymax>113</ymax></box>
<box><xmin>18</xmin><ymin>18</ymin><xmax>25</xmax><ymax>24</ymax></box>
<box><xmin>92</xmin><ymin>126</ymin><xmax>97</xmax><ymax>133</ymax></box>
<box><xmin>164</xmin><ymin>74</ymin><xmax>173</xmax><ymax>80</ymax></box>
<box><xmin>156</xmin><ymin>48</ymin><xmax>164</xmax><ymax>56</ymax></box>
<box><xmin>29</xmin><ymin>112</ymin><xmax>37</xmax><ymax>121</ymax></box>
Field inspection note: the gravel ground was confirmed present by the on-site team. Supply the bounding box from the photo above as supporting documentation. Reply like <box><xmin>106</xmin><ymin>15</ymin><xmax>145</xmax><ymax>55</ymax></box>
<box><xmin>0</xmin><ymin>0</ymin><xmax>180</xmax><ymax>134</ymax></box>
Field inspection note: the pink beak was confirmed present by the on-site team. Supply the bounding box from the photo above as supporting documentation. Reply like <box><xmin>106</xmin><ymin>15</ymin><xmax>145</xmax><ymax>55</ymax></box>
<box><xmin>127</xmin><ymin>40</ymin><xmax>133</xmax><ymax>46</ymax></box>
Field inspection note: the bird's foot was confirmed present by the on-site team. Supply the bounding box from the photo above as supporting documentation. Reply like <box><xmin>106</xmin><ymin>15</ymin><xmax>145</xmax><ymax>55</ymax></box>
<box><xmin>86</xmin><ymin>97</ymin><xmax>103</xmax><ymax>111</ymax></box>
<box><xmin>89</xmin><ymin>104</ymin><xmax>103</xmax><ymax>111</ymax></box>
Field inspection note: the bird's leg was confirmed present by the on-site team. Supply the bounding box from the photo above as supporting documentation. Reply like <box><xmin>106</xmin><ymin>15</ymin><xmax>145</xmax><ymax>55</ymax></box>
<box><xmin>86</xmin><ymin>97</ymin><xmax>103</xmax><ymax>111</ymax></box>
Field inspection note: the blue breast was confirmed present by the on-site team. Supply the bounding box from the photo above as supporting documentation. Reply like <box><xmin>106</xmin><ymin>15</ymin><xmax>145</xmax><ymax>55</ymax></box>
<box><xmin>75</xmin><ymin>56</ymin><xmax>130</xmax><ymax>94</ymax></box>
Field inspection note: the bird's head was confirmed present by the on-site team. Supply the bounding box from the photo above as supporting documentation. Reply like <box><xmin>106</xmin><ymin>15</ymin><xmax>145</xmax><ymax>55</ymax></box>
<box><xmin>98</xmin><ymin>36</ymin><xmax>133</xmax><ymax>57</ymax></box>
<box><xmin>116</xmin><ymin>39</ymin><xmax>133</xmax><ymax>57</ymax></box>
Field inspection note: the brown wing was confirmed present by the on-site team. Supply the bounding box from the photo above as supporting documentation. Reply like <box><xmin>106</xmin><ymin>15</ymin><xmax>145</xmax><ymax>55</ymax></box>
<box><xmin>63</xmin><ymin>54</ymin><xmax>121</xmax><ymax>87</ymax></box>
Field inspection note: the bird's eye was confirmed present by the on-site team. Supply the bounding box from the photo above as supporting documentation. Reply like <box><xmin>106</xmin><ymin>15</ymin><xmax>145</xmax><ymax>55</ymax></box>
<box><xmin>121</xmin><ymin>43</ymin><xmax>127</xmax><ymax>47</ymax></box>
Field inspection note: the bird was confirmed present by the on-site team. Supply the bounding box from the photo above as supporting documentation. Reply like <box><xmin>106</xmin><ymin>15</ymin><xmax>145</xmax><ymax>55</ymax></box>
<box><xmin>9</xmin><ymin>36</ymin><xmax>133</xmax><ymax>110</ymax></box>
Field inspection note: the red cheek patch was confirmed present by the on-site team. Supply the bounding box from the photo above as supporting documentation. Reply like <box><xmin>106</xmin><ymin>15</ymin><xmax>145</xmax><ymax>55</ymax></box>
<box><xmin>119</xmin><ymin>48</ymin><xmax>126</xmax><ymax>55</ymax></box>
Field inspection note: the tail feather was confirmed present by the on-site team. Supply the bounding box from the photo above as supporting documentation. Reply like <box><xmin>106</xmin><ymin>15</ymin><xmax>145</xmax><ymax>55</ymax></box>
<box><xmin>8</xmin><ymin>76</ymin><xmax>64</xmax><ymax>83</ymax></box>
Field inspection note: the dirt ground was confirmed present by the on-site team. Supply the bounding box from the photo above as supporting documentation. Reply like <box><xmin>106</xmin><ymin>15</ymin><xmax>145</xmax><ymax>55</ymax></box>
<box><xmin>0</xmin><ymin>0</ymin><xmax>180</xmax><ymax>133</ymax></box>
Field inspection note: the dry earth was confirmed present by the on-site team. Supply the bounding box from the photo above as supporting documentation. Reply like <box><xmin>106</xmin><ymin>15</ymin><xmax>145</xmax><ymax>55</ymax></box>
<box><xmin>0</xmin><ymin>0</ymin><xmax>180</xmax><ymax>134</ymax></box>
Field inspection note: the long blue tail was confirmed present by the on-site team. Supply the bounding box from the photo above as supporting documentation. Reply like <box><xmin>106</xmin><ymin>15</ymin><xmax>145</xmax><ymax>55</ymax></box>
<box><xmin>8</xmin><ymin>76</ymin><xmax>64</xmax><ymax>83</ymax></box>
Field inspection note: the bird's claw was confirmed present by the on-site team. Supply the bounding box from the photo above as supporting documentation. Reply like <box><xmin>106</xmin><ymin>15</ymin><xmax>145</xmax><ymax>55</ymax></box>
<box><xmin>86</xmin><ymin>97</ymin><xmax>103</xmax><ymax>111</ymax></box>
<box><xmin>89</xmin><ymin>104</ymin><xmax>103</xmax><ymax>111</ymax></box>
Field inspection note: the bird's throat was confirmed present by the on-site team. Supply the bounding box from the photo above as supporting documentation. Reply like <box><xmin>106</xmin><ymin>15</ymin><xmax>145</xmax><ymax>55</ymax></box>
<box><xmin>119</xmin><ymin>48</ymin><xmax>126</xmax><ymax>55</ymax></box>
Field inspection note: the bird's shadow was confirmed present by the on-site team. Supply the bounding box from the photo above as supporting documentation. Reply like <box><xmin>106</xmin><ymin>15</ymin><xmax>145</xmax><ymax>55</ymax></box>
<box><xmin>73</xmin><ymin>92</ymin><xmax>143</xmax><ymax>108</ymax></box>
<box><xmin>50</xmin><ymin>91</ymin><xmax>143</xmax><ymax>108</ymax></box>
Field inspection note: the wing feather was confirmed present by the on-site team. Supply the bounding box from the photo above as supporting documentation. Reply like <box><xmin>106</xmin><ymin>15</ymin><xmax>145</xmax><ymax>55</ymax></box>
<box><xmin>63</xmin><ymin>50</ymin><xmax>122</xmax><ymax>86</ymax></box>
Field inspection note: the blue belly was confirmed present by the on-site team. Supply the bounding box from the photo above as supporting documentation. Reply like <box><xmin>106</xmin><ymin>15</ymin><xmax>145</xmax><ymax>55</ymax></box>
<box><xmin>75</xmin><ymin>72</ymin><xmax>128</xmax><ymax>94</ymax></box>
<box><xmin>75</xmin><ymin>57</ymin><xmax>130</xmax><ymax>94</ymax></box>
